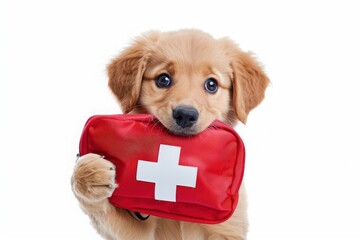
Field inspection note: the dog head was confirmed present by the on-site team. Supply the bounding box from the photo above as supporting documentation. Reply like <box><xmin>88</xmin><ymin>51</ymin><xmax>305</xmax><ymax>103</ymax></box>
<box><xmin>108</xmin><ymin>29</ymin><xmax>269</xmax><ymax>135</ymax></box>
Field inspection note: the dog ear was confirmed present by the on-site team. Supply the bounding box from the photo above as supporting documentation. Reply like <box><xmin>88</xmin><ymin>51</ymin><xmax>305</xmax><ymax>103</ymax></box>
<box><xmin>107</xmin><ymin>38</ymin><xmax>151</xmax><ymax>113</ymax></box>
<box><xmin>221</xmin><ymin>39</ymin><xmax>269</xmax><ymax>124</ymax></box>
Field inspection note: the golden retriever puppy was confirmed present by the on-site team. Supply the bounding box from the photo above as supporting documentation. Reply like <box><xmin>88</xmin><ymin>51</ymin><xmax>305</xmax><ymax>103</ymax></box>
<box><xmin>72</xmin><ymin>29</ymin><xmax>269</xmax><ymax>240</ymax></box>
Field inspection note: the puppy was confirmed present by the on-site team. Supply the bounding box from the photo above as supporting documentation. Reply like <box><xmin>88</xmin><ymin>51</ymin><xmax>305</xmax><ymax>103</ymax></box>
<box><xmin>72</xmin><ymin>29</ymin><xmax>269</xmax><ymax>240</ymax></box>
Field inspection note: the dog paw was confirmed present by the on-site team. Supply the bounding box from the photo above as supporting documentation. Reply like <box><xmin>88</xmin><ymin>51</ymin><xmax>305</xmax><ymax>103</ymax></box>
<box><xmin>72</xmin><ymin>153</ymin><xmax>117</xmax><ymax>203</ymax></box>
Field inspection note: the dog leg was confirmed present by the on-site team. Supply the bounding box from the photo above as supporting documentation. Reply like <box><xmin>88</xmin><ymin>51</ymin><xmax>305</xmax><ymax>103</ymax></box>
<box><xmin>71</xmin><ymin>153</ymin><xmax>158</xmax><ymax>240</ymax></box>
<box><xmin>71</xmin><ymin>153</ymin><xmax>119</xmax><ymax>239</ymax></box>
<box><xmin>72</xmin><ymin>153</ymin><xmax>117</xmax><ymax>203</ymax></box>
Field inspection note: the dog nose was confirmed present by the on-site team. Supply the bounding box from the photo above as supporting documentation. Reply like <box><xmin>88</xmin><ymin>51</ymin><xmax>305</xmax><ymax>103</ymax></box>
<box><xmin>172</xmin><ymin>106</ymin><xmax>199</xmax><ymax>128</ymax></box>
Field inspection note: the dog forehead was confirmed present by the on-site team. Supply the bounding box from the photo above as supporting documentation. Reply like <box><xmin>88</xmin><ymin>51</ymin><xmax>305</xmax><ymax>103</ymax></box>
<box><xmin>147</xmin><ymin>39</ymin><xmax>231</xmax><ymax>77</ymax></box>
<box><xmin>157</xmin><ymin>34</ymin><xmax>225</xmax><ymax>61</ymax></box>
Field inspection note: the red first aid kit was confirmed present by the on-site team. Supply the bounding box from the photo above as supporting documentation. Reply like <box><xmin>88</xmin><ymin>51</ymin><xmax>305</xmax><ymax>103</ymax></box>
<box><xmin>79</xmin><ymin>114</ymin><xmax>245</xmax><ymax>224</ymax></box>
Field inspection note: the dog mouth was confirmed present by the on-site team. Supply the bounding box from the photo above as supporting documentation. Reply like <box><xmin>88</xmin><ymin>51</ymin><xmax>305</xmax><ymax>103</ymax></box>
<box><xmin>153</xmin><ymin>118</ymin><xmax>200</xmax><ymax>136</ymax></box>
<box><xmin>151</xmin><ymin>106</ymin><xmax>214</xmax><ymax>136</ymax></box>
<box><xmin>166</xmin><ymin>124</ymin><xmax>200</xmax><ymax>136</ymax></box>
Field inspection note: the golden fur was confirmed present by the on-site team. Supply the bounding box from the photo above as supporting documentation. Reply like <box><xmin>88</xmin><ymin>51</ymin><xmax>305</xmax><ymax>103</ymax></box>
<box><xmin>72</xmin><ymin>29</ymin><xmax>269</xmax><ymax>240</ymax></box>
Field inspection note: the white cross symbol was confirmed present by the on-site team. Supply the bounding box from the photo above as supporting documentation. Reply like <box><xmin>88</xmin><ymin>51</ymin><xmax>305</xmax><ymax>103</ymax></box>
<box><xmin>136</xmin><ymin>144</ymin><xmax>198</xmax><ymax>202</ymax></box>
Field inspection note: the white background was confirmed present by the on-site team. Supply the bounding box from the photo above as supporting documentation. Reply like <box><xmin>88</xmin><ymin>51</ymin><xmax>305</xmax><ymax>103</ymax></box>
<box><xmin>1</xmin><ymin>0</ymin><xmax>359</xmax><ymax>239</ymax></box>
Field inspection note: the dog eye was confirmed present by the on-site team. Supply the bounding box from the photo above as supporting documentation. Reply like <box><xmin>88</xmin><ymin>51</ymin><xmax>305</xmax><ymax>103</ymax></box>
<box><xmin>155</xmin><ymin>74</ymin><xmax>172</xmax><ymax>88</ymax></box>
<box><xmin>204</xmin><ymin>78</ymin><xmax>218</xmax><ymax>94</ymax></box>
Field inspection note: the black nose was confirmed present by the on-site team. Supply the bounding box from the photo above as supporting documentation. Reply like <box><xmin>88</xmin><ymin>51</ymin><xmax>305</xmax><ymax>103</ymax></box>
<box><xmin>172</xmin><ymin>106</ymin><xmax>199</xmax><ymax>128</ymax></box>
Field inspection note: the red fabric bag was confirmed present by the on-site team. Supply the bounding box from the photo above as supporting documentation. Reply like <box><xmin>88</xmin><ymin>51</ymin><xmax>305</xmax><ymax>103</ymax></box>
<box><xmin>79</xmin><ymin>114</ymin><xmax>245</xmax><ymax>224</ymax></box>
